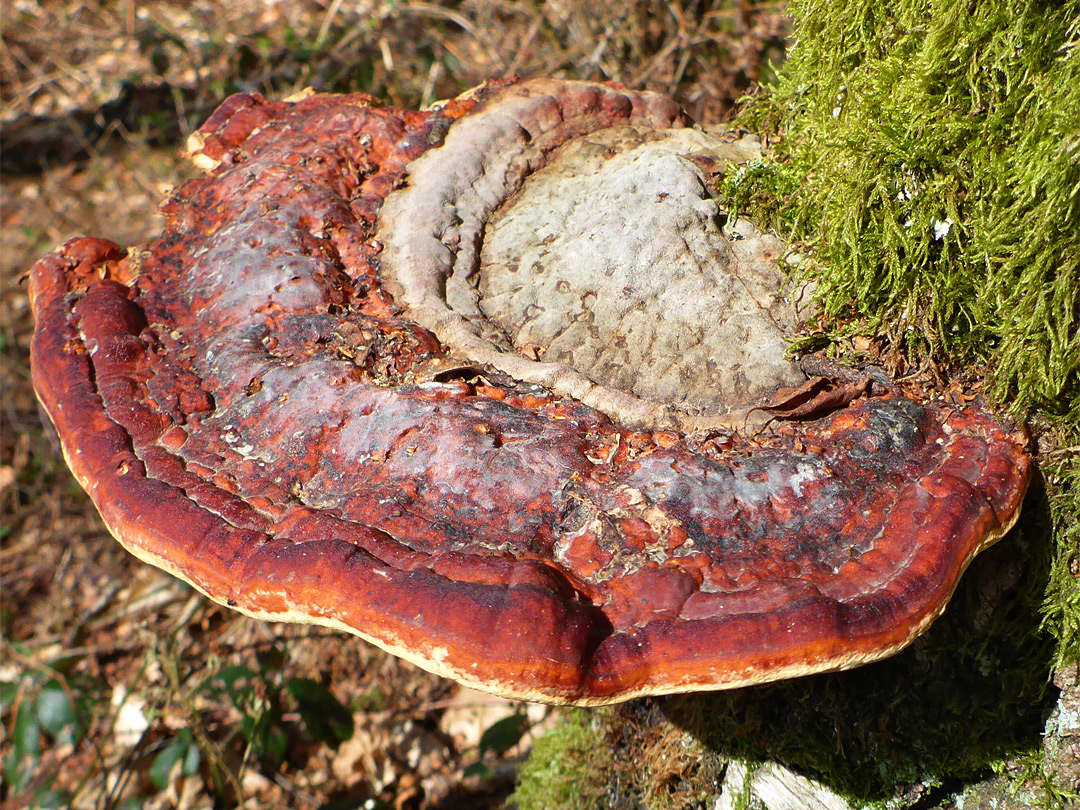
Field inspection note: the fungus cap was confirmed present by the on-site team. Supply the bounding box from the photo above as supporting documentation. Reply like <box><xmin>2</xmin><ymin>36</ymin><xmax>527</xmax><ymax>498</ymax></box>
<box><xmin>30</xmin><ymin>80</ymin><xmax>1030</xmax><ymax>705</ymax></box>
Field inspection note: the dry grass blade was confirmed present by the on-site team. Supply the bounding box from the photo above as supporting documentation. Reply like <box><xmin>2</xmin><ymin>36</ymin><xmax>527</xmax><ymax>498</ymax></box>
<box><xmin>402</xmin><ymin>2</ymin><xmax>510</xmax><ymax>72</ymax></box>
<box><xmin>318</xmin><ymin>0</ymin><xmax>348</xmax><ymax>44</ymax></box>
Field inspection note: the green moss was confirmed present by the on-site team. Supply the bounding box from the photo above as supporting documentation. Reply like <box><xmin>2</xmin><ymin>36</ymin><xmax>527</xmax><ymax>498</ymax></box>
<box><xmin>510</xmin><ymin>710</ymin><xmax>614</xmax><ymax>810</ymax></box>
<box><xmin>1043</xmin><ymin>453</ymin><xmax>1080</xmax><ymax>668</ymax></box>
<box><xmin>724</xmin><ymin>0</ymin><xmax>1079</xmax><ymax>419</ymax></box>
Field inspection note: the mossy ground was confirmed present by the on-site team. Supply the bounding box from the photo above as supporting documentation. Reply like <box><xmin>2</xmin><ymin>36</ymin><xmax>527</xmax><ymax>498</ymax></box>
<box><xmin>510</xmin><ymin>711</ymin><xmax>615</xmax><ymax>809</ymax></box>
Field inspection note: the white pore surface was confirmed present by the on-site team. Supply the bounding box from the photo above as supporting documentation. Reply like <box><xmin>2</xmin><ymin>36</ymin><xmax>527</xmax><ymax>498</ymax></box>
<box><xmin>478</xmin><ymin>126</ymin><xmax>804</xmax><ymax>413</ymax></box>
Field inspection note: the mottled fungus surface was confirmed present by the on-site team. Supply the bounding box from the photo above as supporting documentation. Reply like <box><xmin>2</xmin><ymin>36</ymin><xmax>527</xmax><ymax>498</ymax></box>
<box><xmin>30</xmin><ymin>80</ymin><xmax>1030</xmax><ymax>705</ymax></box>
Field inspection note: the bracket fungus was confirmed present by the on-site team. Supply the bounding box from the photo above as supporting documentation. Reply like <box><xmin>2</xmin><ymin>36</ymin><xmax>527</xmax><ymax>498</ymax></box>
<box><xmin>30</xmin><ymin>79</ymin><xmax>1030</xmax><ymax>705</ymax></box>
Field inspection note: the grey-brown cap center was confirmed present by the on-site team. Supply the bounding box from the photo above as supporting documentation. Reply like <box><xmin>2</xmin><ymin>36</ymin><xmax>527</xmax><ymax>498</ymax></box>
<box><xmin>477</xmin><ymin>127</ymin><xmax>802</xmax><ymax>413</ymax></box>
<box><xmin>378</xmin><ymin>81</ymin><xmax>806</xmax><ymax>431</ymax></box>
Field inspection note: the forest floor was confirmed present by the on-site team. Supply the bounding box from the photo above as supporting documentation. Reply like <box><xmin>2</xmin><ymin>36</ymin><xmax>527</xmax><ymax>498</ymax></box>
<box><xmin>0</xmin><ymin>2</ymin><xmax>790</xmax><ymax>808</ymax></box>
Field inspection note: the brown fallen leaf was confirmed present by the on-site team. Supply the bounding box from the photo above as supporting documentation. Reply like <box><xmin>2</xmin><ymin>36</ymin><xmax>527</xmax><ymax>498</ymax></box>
<box><xmin>760</xmin><ymin>375</ymin><xmax>872</xmax><ymax>420</ymax></box>
<box><xmin>762</xmin><ymin>376</ymin><xmax>831</xmax><ymax>412</ymax></box>
<box><xmin>799</xmin><ymin>354</ymin><xmax>893</xmax><ymax>395</ymax></box>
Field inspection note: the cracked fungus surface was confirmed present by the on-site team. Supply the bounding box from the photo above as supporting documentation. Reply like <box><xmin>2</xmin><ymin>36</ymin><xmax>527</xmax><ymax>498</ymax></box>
<box><xmin>30</xmin><ymin>79</ymin><xmax>1031</xmax><ymax>705</ymax></box>
<box><xmin>477</xmin><ymin>126</ymin><xmax>803</xmax><ymax>412</ymax></box>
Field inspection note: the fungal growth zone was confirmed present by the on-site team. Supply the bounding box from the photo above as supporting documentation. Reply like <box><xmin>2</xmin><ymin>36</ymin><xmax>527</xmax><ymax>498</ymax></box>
<box><xmin>30</xmin><ymin>79</ymin><xmax>1030</xmax><ymax>704</ymax></box>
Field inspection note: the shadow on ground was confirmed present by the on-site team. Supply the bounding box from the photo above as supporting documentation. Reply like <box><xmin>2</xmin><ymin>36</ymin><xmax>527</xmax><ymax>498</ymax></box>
<box><xmin>614</xmin><ymin>477</ymin><xmax>1058</xmax><ymax>805</ymax></box>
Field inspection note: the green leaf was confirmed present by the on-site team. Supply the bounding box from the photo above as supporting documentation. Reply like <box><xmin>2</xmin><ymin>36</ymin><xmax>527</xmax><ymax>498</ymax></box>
<box><xmin>256</xmin><ymin>646</ymin><xmax>286</xmax><ymax>675</ymax></box>
<box><xmin>241</xmin><ymin>709</ymin><xmax>287</xmax><ymax>764</ymax></box>
<box><xmin>13</xmin><ymin>702</ymin><xmax>41</xmax><ymax>761</ymax></box>
<box><xmin>35</xmin><ymin>682</ymin><xmax>80</xmax><ymax>744</ymax></box>
<box><xmin>477</xmin><ymin>713</ymin><xmax>528</xmax><ymax>757</ymax></box>
<box><xmin>261</xmin><ymin>727</ymin><xmax>288</xmax><ymax>764</ymax></box>
<box><xmin>5</xmin><ymin>704</ymin><xmax>40</xmax><ymax>795</ymax></box>
<box><xmin>3</xmin><ymin>748</ymin><xmax>30</xmax><ymax>794</ymax></box>
<box><xmin>214</xmin><ymin>664</ymin><xmax>257</xmax><ymax>688</ymax></box>
<box><xmin>149</xmin><ymin>741</ymin><xmax>183</xmax><ymax>789</ymax></box>
<box><xmin>150</xmin><ymin>729</ymin><xmax>198</xmax><ymax>790</ymax></box>
<box><xmin>31</xmin><ymin>787</ymin><xmax>70</xmax><ymax>809</ymax></box>
<box><xmin>240</xmin><ymin>712</ymin><xmax>260</xmax><ymax>744</ymax></box>
<box><xmin>463</xmin><ymin>761</ymin><xmax>494</xmax><ymax>779</ymax></box>
<box><xmin>182</xmin><ymin>733</ymin><xmax>201</xmax><ymax>776</ymax></box>
<box><xmin>286</xmin><ymin>678</ymin><xmax>354</xmax><ymax>748</ymax></box>
<box><xmin>211</xmin><ymin>664</ymin><xmax>257</xmax><ymax>705</ymax></box>
<box><xmin>0</xmin><ymin>681</ymin><xmax>18</xmax><ymax>713</ymax></box>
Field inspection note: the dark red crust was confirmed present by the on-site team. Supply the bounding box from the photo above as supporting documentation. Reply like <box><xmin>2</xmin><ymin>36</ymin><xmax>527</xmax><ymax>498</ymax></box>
<box><xmin>29</xmin><ymin>81</ymin><xmax>1031</xmax><ymax>704</ymax></box>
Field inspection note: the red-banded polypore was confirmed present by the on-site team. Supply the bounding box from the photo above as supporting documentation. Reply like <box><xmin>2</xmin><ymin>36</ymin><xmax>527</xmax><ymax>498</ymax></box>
<box><xmin>30</xmin><ymin>79</ymin><xmax>1029</xmax><ymax>705</ymax></box>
